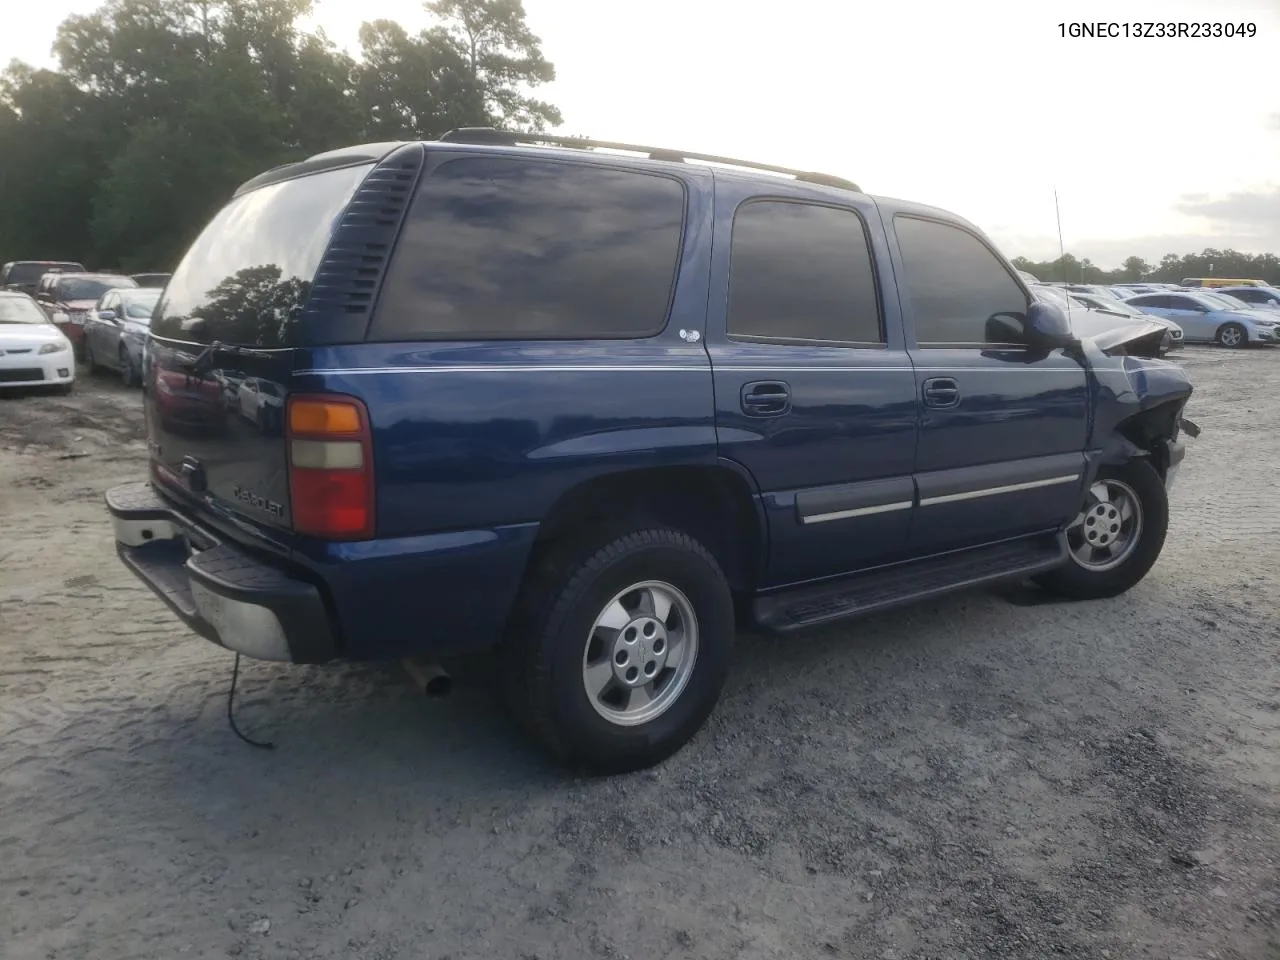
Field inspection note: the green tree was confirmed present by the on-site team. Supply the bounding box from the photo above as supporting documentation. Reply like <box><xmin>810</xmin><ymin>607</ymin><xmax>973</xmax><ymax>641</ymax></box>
<box><xmin>0</xmin><ymin>0</ymin><xmax>562</xmax><ymax>270</ymax></box>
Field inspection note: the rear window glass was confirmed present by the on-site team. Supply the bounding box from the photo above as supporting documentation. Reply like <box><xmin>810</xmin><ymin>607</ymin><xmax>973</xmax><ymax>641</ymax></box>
<box><xmin>58</xmin><ymin>276</ymin><xmax>136</xmax><ymax>301</ymax></box>
<box><xmin>152</xmin><ymin>162</ymin><xmax>372</xmax><ymax>346</ymax></box>
<box><xmin>370</xmin><ymin>156</ymin><xmax>686</xmax><ymax>341</ymax></box>
<box><xmin>5</xmin><ymin>262</ymin><xmax>83</xmax><ymax>286</ymax></box>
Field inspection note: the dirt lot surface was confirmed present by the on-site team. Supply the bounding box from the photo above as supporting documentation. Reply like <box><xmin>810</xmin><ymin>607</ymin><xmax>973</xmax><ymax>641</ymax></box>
<box><xmin>2</xmin><ymin>350</ymin><xmax>1278</xmax><ymax>960</ymax></box>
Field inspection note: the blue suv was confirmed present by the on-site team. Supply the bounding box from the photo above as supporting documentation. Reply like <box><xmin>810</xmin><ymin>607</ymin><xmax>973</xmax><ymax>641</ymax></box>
<box><xmin>107</xmin><ymin>129</ymin><xmax>1197</xmax><ymax>773</ymax></box>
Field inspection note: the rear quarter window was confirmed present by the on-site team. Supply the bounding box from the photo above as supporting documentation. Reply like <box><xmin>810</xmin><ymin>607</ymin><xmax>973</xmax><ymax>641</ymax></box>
<box><xmin>369</xmin><ymin>156</ymin><xmax>686</xmax><ymax>341</ymax></box>
<box><xmin>152</xmin><ymin>162</ymin><xmax>372</xmax><ymax>346</ymax></box>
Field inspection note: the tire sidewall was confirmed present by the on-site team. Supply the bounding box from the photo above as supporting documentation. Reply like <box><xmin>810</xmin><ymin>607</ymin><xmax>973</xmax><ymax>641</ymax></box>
<box><xmin>536</xmin><ymin>537</ymin><xmax>734</xmax><ymax>770</ymax></box>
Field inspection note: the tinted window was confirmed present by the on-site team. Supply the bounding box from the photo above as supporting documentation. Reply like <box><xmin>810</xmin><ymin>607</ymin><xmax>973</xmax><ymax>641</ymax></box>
<box><xmin>726</xmin><ymin>200</ymin><xmax>881</xmax><ymax>343</ymax></box>
<box><xmin>153</xmin><ymin>162</ymin><xmax>373</xmax><ymax>346</ymax></box>
<box><xmin>57</xmin><ymin>276</ymin><xmax>135</xmax><ymax>301</ymax></box>
<box><xmin>894</xmin><ymin>216</ymin><xmax>1028</xmax><ymax>344</ymax></box>
<box><xmin>1229</xmin><ymin>289</ymin><xmax>1263</xmax><ymax>303</ymax></box>
<box><xmin>5</xmin><ymin>262</ymin><xmax>83</xmax><ymax>286</ymax></box>
<box><xmin>371</xmin><ymin>157</ymin><xmax>685</xmax><ymax>341</ymax></box>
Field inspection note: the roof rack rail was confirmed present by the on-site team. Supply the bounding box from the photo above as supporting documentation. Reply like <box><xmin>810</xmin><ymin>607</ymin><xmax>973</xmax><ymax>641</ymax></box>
<box><xmin>437</xmin><ymin>127</ymin><xmax>862</xmax><ymax>193</ymax></box>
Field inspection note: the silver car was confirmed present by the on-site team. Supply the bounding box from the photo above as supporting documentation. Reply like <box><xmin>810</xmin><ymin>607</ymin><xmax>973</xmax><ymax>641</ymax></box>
<box><xmin>1121</xmin><ymin>291</ymin><xmax>1280</xmax><ymax>347</ymax></box>
<box><xmin>83</xmin><ymin>287</ymin><xmax>163</xmax><ymax>385</ymax></box>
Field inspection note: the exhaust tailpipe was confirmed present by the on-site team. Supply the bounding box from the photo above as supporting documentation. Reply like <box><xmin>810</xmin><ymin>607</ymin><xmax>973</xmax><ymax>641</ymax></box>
<box><xmin>402</xmin><ymin>658</ymin><xmax>453</xmax><ymax>698</ymax></box>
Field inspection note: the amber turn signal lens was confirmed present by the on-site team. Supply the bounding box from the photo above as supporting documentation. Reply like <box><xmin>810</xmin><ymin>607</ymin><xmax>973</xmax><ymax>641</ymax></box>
<box><xmin>288</xmin><ymin>399</ymin><xmax>361</xmax><ymax>435</ymax></box>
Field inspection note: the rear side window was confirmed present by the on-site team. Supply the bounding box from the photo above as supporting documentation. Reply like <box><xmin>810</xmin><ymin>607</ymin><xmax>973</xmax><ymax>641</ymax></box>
<box><xmin>369</xmin><ymin>156</ymin><xmax>685</xmax><ymax>341</ymax></box>
<box><xmin>152</xmin><ymin>162</ymin><xmax>372</xmax><ymax>346</ymax></box>
<box><xmin>894</xmin><ymin>216</ymin><xmax>1028</xmax><ymax>345</ymax></box>
<box><xmin>726</xmin><ymin>200</ymin><xmax>882</xmax><ymax>344</ymax></box>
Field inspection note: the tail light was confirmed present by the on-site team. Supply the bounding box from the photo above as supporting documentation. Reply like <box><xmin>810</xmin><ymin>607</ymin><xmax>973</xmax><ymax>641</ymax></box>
<box><xmin>286</xmin><ymin>394</ymin><xmax>375</xmax><ymax>540</ymax></box>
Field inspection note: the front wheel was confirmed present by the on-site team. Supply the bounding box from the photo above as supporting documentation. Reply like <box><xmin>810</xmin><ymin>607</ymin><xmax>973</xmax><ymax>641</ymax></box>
<box><xmin>503</xmin><ymin>527</ymin><xmax>735</xmax><ymax>774</ymax></box>
<box><xmin>1217</xmin><ymin>322</ymin><xmax>1247</xmax><ymax>348</ymax></box>
<box><xmin>1035</xmin><ymin>458</ymin><xmax>1168</xmax><ymax>600</ymax></box>
<box><xmin>119</xmin><ymin>347</ymin><xmax>138</xmax><ymax>387</ymax></box>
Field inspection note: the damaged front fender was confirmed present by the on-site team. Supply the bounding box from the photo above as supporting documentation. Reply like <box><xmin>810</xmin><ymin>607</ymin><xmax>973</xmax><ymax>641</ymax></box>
<box><xmin>1080</xmin><ymin>339</ymin><xmax>1199</xmax><ymax>480</ymax></box>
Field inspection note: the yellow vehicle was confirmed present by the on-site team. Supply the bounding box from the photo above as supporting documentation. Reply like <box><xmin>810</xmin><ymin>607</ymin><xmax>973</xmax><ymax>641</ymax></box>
<box><xmin>1181</xmin><ymin>277</ymin><xmax>1266</xmax><ymax>289</ymax></box>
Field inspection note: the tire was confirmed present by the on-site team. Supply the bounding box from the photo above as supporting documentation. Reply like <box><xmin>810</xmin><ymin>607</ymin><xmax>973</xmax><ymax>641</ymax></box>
<box><xmin>503</xmin><ymin>526</ymin><xmax>735</xmax><ymax>774</ymax></box>
<box><xmin>57</xmin><ymin>382</ymin><xmax>74</xmax><ymax>396</ymax></box>
<box><xmin>1035</xmin><ymin>458</ymin><xmax>1168</xmax><ymax>600</ymax></box>
<box><xmin>119</xmin><ymin>347</ymin><xmax>137</xmax><ymax>387</ymax></box>
<box><xmin>1216</xmin><ymin>322</ymin><xmax>1247</xmax><ymax>348</ymax></box>
<box><xmin>83</xmin><ymin>338</ymin><xmax>97</xmax><ymax>371</ymax></box>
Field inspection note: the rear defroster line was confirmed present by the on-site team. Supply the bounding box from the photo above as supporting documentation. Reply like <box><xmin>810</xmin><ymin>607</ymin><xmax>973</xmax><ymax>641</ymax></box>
<box><xmin>227</xmin><ymin>652</ymin><xmax>275</xmax><ymax>750</ymax></box>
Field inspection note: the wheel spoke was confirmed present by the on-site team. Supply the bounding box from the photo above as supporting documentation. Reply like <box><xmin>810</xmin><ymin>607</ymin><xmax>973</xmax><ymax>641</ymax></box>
<box><xmin>595</xmin><ymin>599</ymin><xmax>631</xmax><ymax>633</ymax></box>
<box><xmin>1091</xmin><ymin>482</ymin><xmax>1112</xmax><ymax>503</ymax></box>
<box><xmin>646</xmin><ymin>587</ymin><xmax>673</xmax><ymax>625</ymax></box>
<box><xmin>1119</xmin><ymin>496</ymin><xmax>1134</xmax><ymax>522</ymax></box>
<box><xmin>664</xmin><ymin>632</ymin><xmax>687</xmax><ymax>670</ymax></box>
<box><xmin>626</xmin><ymin>683</ymin><xmax>653</xmax><ymax>711</ymax></box>
<box><xmin>583</xmin><ymin>659</ymin><xmax>613</xmax><ymax>699</ymax></box>
<box><xmin>1067</xmin><ymin>511</ymin><xmax>1086</xmax><ymax>533</ymax></box>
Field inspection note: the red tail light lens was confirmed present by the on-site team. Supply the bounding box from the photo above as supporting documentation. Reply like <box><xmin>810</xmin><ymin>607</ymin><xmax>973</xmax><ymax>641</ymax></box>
<box><xmin>286</xmin><ymin>394</ymin><xmax>374</xmax><ymax>540</ymax></box>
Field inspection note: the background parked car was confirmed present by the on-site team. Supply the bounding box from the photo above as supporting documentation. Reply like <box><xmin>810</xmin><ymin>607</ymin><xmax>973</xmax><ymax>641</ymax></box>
<box><xmin>34</xmin><ymin>272</ymin><xmax>138</xmax><ymax>358</ymax></box>
<box><xmin>1122</xmin><ymin>291</ymin><xmax>1280</xmax><ymax>347</ymax></box>
<box><xmin>2</xmin><ymin>260</ymin><xmax>85</xmax><ymax>294</ymax></box>
<box><xmin>1211</xmin><ymin>284</ymin><xmax>1280</xmax><ymax>311</ymax></box>
<box><xmin>83</xmin><ymin>286</ymin><xmax>163</xmax><ymax>386</ymax></box>
<box><xmin>0</xmin><ymin>290</ymin><xmax>75</xmax><ymax>393</ymax></box>
<box><xmin>130</xmin><ymin>272</ymin><xmax>171</xmax><ymax>287</ymax></box>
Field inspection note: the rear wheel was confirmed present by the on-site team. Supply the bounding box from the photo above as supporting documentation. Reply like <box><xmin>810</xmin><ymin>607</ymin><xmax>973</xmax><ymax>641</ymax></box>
<box><xmin>1217</xmin><ymin>322</ymin><xmax>1247</xmax><ymax>348</ymax></box>
<box><xmin>119</xmin><ymin>346</ymin><xmax>137</xmax><ymax>387</ymax></box>
<box><xmin>1035</xmin><ymin>458</ymin><xmax>1168</xmax><ymax>600</ymax></box>
<box><xmin>503</xmin><ymin>526</ymin><xmax>735</xmax><ymax>774</ymax></box>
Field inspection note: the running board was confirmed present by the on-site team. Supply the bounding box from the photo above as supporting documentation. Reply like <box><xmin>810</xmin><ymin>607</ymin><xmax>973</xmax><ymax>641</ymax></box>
<box><xmin>752</xmin><ymin>534</ymin><xmax>1066</xmax><ymax>634</ymax></box>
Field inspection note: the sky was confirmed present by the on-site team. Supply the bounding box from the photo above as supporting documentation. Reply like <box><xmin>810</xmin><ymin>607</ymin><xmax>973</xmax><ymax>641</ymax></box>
<box><xmin>3</xmin><ymin>0</ymin><xmax>1279</xmax><ymax>268</ymax></box>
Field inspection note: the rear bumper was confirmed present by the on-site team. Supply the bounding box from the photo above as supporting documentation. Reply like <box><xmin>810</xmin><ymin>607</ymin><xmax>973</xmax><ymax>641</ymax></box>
<box><xmin>105</xmin><ymin>481</ymin><xmax>338</xmax><ymax>663</ymax></box>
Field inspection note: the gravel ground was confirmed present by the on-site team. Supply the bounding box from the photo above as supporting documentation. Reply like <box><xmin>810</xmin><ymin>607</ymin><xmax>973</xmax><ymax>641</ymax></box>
<box><xmin>1</xmin><ymin>349</ymin><xmax>1278</xmax><ymax>960</ymax></box>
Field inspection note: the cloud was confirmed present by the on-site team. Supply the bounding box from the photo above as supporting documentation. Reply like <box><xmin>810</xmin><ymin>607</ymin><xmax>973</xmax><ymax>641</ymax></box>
<box><xmin>1177</xmin><ymin>187</ymin><xmax>1280</xmax><ymax>228</ymax></box>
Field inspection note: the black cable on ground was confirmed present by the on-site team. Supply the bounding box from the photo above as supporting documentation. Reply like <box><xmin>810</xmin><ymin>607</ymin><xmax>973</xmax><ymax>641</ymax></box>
<box><xmin>227</xmin><ymin>652</ymin><xmax>275</xmax><ymax>750</ymax></box>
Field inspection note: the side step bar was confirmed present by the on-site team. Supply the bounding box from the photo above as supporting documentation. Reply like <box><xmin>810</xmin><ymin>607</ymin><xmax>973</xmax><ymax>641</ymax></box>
<box><xmin>753</xmin><ymin>533</ymin><xmax>1066</xmax><ymax>634</ymax></box>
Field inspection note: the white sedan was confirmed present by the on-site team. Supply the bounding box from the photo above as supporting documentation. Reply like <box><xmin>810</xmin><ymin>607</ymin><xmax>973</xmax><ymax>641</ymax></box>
<box><xmin>0</xmin><ymin>291</ymin><xmax>76</xmax><ymax>393</ymax></box>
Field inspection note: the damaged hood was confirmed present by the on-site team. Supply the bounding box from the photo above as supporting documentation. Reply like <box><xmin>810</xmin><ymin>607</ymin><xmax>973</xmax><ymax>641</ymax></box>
<box><xmin>1068</xmin><ymin>308</ymin><xmax>1170</xmax><ymax>357</ymax></box>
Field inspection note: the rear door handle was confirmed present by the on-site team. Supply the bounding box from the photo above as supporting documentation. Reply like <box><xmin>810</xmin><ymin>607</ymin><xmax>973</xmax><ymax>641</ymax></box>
<box><xmin>741</xmin><ymin>380</ymin><xmax>791</xmax><ymax>417</ymax></box>
<box><xmin>922</xmin><ymin>377</ymin><xmax>960</xmax><ymax>408</ymax></box>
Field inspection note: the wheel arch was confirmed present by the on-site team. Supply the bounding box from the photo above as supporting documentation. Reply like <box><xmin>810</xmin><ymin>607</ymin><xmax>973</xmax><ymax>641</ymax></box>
<box><xmin>526</xmin><ymin>464</ymin><xmax>766</xmax><ymax>598</ymax></box>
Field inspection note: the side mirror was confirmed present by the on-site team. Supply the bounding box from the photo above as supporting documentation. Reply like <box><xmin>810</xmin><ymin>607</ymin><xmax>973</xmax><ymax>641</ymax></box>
<box><xmin>1025</xmin><ymin>300</ymin><xmax>1078</xmax><ymax>350</ymax></box>
<box><xmin>985</xmin><ymin>312</ymin><xmax>1025</xmax><ymax>343</ymax></box>
<box><xmin>98</xmin><ymin>309</ymin><xmax>117</xmax><ymax>322</ymax></box>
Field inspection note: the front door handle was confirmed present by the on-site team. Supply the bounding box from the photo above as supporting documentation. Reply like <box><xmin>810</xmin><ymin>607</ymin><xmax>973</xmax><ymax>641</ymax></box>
<box><xmin>741</xmin><ymin>380</ymin><xmax>791</xmax><ymax>417</ymax></box>
<box><xmin>922</xmin><ymin>377</ymin><xmax>960</xmax><ymax>408</ymax></box>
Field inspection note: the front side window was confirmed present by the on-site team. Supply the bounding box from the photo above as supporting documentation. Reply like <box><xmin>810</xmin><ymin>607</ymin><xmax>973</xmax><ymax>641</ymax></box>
<box><xmin>893</xmin><ymin>216</ymin><xmax>1028</xmax><ymax>344</ymax></box>
<box><xmin>726</xmin><ymin>200</ymin><xmax>882</xmax><ymax>343</ymax></box>
<box><xmin>371</xmin><ymin>156</ymin><xmax>686</xmax><ymax>341</ymax></box>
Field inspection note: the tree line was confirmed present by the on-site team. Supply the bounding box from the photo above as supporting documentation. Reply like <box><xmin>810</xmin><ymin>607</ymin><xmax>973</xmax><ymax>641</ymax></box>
<box><xmin>1012</xmin><ymin>249</ymin><xmax>1280</xmax><ymax>286</ymax></box>
<box><xmin>0</xmin><ymin>0</ymin><xmax>561</xmax><ymax>272</ymax></box>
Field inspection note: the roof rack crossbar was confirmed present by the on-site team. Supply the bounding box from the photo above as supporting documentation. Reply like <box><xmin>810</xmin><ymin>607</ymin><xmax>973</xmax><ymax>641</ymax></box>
<box><xmin>437</xmin><ymin>127</ymin><xmax>861</xmax><ymax>193</ymax></box>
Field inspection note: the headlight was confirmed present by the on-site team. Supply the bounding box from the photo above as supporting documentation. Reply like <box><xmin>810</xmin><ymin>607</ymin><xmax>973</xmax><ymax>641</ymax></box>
<box><xmin>51</xmin><ymin>311</ymin><xmax>68</xmax><ymax>323</ymax></box>
<box><xmin>38</xmin><ymin>342</ymin><xmax>65</xmax><ymax>355</ymax></box>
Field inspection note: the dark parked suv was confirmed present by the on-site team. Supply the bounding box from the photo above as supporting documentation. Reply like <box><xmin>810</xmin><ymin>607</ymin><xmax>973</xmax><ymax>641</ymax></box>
<box><xmin>107</xmin><ymin>130</ymin><xmax>1198</xmax><ymax>773</ymax></box>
